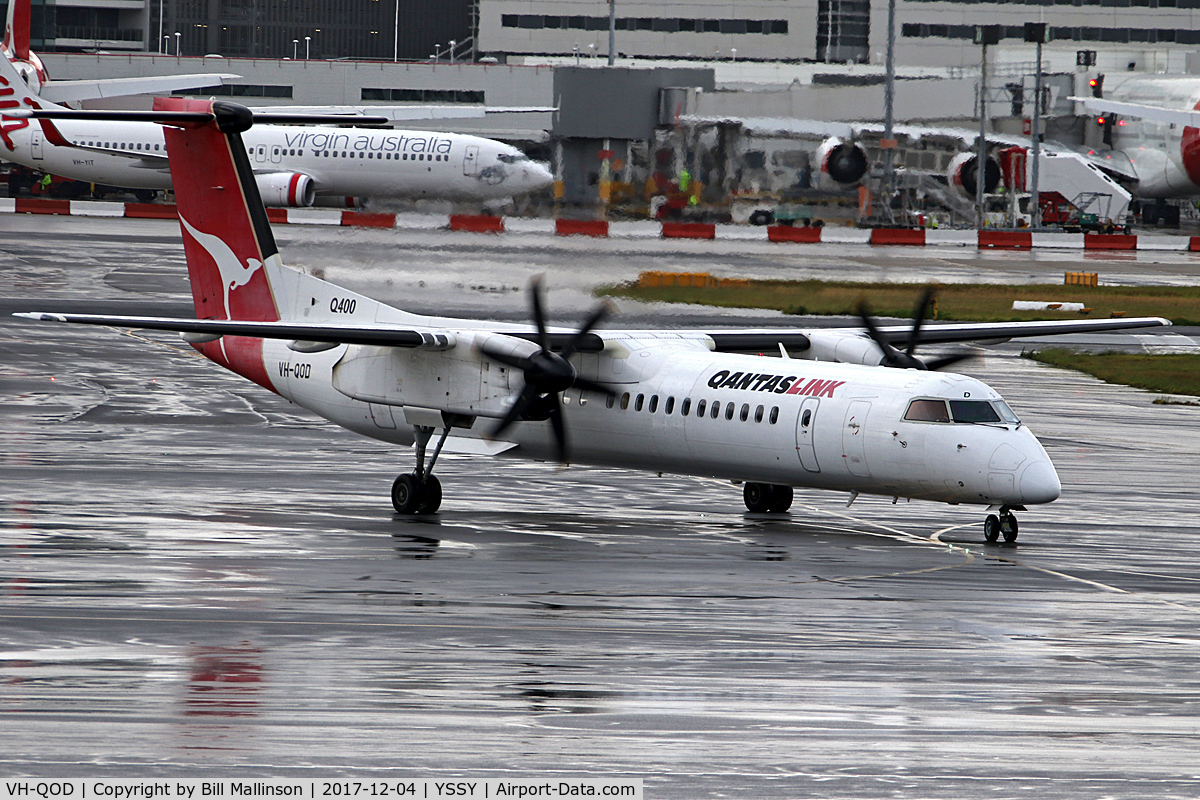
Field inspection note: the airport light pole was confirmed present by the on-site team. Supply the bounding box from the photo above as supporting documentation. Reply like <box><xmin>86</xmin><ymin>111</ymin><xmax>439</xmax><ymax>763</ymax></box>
<box><xmin>174</xmin><ymin>31</ymin><xmax>181</xmax><ymax>57</ymax></box>
<box><xmin>393</xmin><ymin>0</ymin><xmax>399</xmax><ymax>61</ymax></box>
<box><xmin>975</xmin><ymin>25</ymin><xmax>1000</xmax><ymax>230</ymax></box>
<box><xmin>449</xmin><ymin>40</ymin><xmax>456</xmax><ymax>64</ymax></box>
<box><xmin>608</xmin><ymin>0</ymin><xmax>616</xmax><ymax>66</ymax></box>
<box><xmin>1025</xmin><ymin>22</ymin><xmax>1048</xmax><ymax>229</ymax></box>
<box><xmin>293</xmin><ymin>39</ymin><xmax>298</xmax><ymax>60</ymax></box>
<box><xmin>881</xmin><ymin>0</ymin><xmax>896</xmax><ymax>223</ymax></box>
<box><xmin>305</xmin><ymin>35</ymin><xmax>310</xmax><ymax>59</ymax></box>
<box><xmin>158</xmin><ymin>0</ymin><xmax>164</xmax><ymax>53</ymax></box>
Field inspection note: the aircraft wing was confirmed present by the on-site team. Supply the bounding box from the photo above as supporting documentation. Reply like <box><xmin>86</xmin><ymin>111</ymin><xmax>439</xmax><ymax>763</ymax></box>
<box><xmin>654</xmin><ymin>316</ymin><xmax>1171</xmax><ymax>354</ymax></box>
<box><xmin>1070</xmin><ymin>96</ymin><xmax>1200</xmax><ymax>129</ymax></box>
<box><xmin>39</xmin><ymin>74</ymin><xmax>241</xmax><ymax>104</ymax></box>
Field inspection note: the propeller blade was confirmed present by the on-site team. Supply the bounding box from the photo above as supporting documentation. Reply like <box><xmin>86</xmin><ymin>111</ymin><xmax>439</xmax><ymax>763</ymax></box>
<box><xmin>547</xmin><ymin>394</ymin><xmax>568</xmax><ymax>464</ymax></box>
<box><xmin>854</xmin><ymin>299</ymin><xmax>906</xmax><ymax>367</ymax></box>
<box><xmin>906</xmin><ymin>286</ymin><xmax>936</xmax><ymax>358</ymax></box>
<box><xmin>478</xmin><ymin>343</ymin><xmax>529</xmax><ymax>372</ymax></box>
<box><xmin>528</xmin><ymin>275</ymin><xmax>550</xmax><ymax>354</ymax></box>
<box><xmin>560</xmin><ymin>299</ymin><xmax>615</xmax><ymax>360</ymax></box>
<box><xmin>923</xmin><ymin>352</ymin><xmax>975</xmax><ymax>371</ymax></box>
<box><xmin>490</xmin><ymin>383</ymin><xmax>538</xmax><ymax>439</ymax></box>
<box><xmin>572</xmin><ymin>376</ymin><xmax>616</xmax><ymax>398</ymax></box>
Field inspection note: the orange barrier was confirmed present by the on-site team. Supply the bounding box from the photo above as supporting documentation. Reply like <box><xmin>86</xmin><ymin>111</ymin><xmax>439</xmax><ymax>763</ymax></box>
<box><xmin>341</xmin><ymin>211</ymin><xmax>396</xmax><ymax>228</ymax></box>
<box><xmin>15</xmin><ymin>198</ymin><xmax>70</xmax><ymax>215</ymax></box>
<box><xmin>870</xmin><ymin>228</ymin><xmax>926</xmax><ymax>246</ymax></box>
<box><xmin>266</xmin><ymin>208</ymin><xmax>290</xmax><ymax>224</ymax></box>
<box><xmin>124</xmin><ymin>202</ymin><xmax>178</xmax><ymax>219</ymax></box>
<box><xmin>1190</xmin><ymin>237</ymin><xmax>1200</xmax><ymax>252</ymax></box>
<box><xmin>637</xmin><ymin>271</ymin><xmax>716</xmax><ymax>288</ymax></box>
<box><xmin>767</xmin><ymin>225</ymin><xmax>822</xmax><ymax>243</ymax></box>
<box><xmin>1083</xmin><ymin>233</ymin><xmax>1137</xmax><ymax>250</ymax></box>
<box><xmin>1064</xmin><ymin>271</ymin><xmax>1099</xmax><ymax>287</ymax></box>
<box><xmin>555</xmin><ymin>218</ymin><xmax>609</xmax><ymax>237</ymax></box>
<box><xmin>449</xmin><ymin>214</ymin><xmax>504</xmax><ymax>233</ymax></box>
<box><xmin>661</xmin><ymin>222</ymin><xmax>716</xmax><ymax>240</ymax></box>
<box><xmin>978</xmin><ymin>230</ymin><xmax>1032</xmax><ymax>250</ymax></box>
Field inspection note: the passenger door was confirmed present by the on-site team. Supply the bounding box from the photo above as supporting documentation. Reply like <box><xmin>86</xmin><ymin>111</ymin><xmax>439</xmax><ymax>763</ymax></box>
<box><xmin>795</xmin><ymin>396</ymin><xmax>820</xmax><ymax>473</ymax></box>
<box><xmin>463</xmin><ymin>145</ymin><xmax>478</xmax><ymax>177</ymax></box>
<box><xmin>842</xmin><ymin>399</ymin><xmax>871</xmax><ymax>477</ymax></box>
<box><xmin>31</xmin><ymin>129</ymin><xmax>43</xmax><ymax>160</ymax></box>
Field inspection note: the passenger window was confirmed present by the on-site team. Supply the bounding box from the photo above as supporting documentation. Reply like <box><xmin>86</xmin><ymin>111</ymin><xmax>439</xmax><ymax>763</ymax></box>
<box><xmin>740</xmin><ymin>404</ymin><xmax>749</xmax><ymax>422</ymax></box>
<box><xmin>665</xmin><ymin>397</ymin><xmax>674</xmax><ymax>415</ymax></box>
<box><xmin>649</xmin><ymin>395</ymin><xmax>659</xmax><ymax>413</ymax></box>
<box><xmin>696</xmin><ymin>399</ymin><xmax>706</xmax><ymax>417</ymax></box>
<box><xmin>770</xmin><ymin>407</ymin><xmax>779</xmax><ymax>424</ymax></box>
<box><xmin>635</xmin><ymin>394</ymin><xmax>644</xmax><ymax>411</ymax></box>
<box><xmin>904</xmin><ymin>398</ymin><xmax>950</xmax><ymax>423</ymax></box>
<box><xmin>950</xmin><ymin>400</ymin><xmax>1002</xmax><ymax>424</ymax></box>
<box><xmin>680</xmin><ymin>398</ymin><xmax>690</xmax><ymax>416</ymax></box>
<box><xmin>710</xmin><ymin>401</ymin><xmax>720</xmax><ymax>419</ymax></box>
<box><xmin>620</xmin><ymin>392</ymin><xmax>630</xmax><ymax>410</ymax></box>
<box><xmin>725</xmin><ymin>403</ymin><xmax>735</xmax><ymax>421</ymax></box>
<box><xmin>754</xmin><ymin>405</ymin><xmax>764</xmax><ymax>423</ymax></box>
<box><xmin>606</xmin><ymin>394</ymin><xmax>615</xmax><ymax>409</ymax></box>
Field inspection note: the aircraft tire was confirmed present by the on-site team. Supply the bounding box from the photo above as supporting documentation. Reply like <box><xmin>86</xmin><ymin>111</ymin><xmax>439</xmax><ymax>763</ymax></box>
<box><xmin>767</xmin><ymin>485</ymin><xmax>794</xmax><ymax>513</ymax></box>
<box><xmin>417</xmin><ymin>475</ymin><xmax>442</xmax><ymax>515</ymax></box>
<box><xmin>391</xmin><ymin>473</ymin><xmax>423</xmax><ymax>514</ymax></box>
<box><xmin>1001</xmin><ymin>513</ymin><xmax>1019</xmax><ymax>543</ymax></box>
<box><xmin>984</xmin><ymin>514</ymin><xmax>1001</xmax><ymax>543</ymax></box>
<box><xmin>743</xmin><ymin>482</ymin><xmax>775</xmax><ymax>513</ymax></box>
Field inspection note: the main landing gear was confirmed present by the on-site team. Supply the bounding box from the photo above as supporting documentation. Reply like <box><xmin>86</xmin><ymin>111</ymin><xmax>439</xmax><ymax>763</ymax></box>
<box><xmin>984</xmin><ymin>507</ymin><xmax>1019</xmax><ymax>544</ymax></box>
<box><xmin>743</xmin><ymin>483</ymin><xmax>794</xmax><ymax>513</ymax></box>
<box><xmin>392</xmin><ymin>425</ymin><xmax>450</xmax><ymax>515</ymax></box>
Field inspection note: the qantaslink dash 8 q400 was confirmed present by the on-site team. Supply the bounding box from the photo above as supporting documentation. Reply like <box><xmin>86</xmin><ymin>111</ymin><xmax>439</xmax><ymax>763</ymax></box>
<box><xmin>0</xmin><ymin>52</ymin><xmax>552</xmax><ymax>208</ymax></box>
<box><xmin>12</xmin><ymin>98</ymin><xmax>1173</xmax><ymax>544</ymax></box>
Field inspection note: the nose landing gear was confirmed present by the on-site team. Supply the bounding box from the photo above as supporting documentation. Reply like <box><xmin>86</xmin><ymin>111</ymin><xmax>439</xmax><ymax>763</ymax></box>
<box><xmin>984</xmin><ymin>507</ymin><xmax>1019</xmax><ymax>543</ymax></box>
<box><xmin>392</xmin><ymin>425</ymin><xmax>450</xmax><ymax>515</ymax></box>
<box><xmin>743</xmin><ymin>483</ymin><xmax>794</xmax><ymax>513</ymax></box>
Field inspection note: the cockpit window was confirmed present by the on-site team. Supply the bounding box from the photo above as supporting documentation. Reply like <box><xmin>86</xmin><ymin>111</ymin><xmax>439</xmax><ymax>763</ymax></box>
<box><xmin>496</xmin><ymin>153</ymin><xmax>529</xmax><ymax>164</ymax></box>
<box><xmin>992</xmin><ymin>400</ymin><xmax>1020</xmax><ymax>425</ymax></box>
<box><xmin>949</xmin><ymin>400</ymin><xmax>1002</xmax><ymax>424</ymax></box>
<box><xmin>903</xmin><ymin>398</ymin><xmax>950</xmax><ymax>423</ymax></box>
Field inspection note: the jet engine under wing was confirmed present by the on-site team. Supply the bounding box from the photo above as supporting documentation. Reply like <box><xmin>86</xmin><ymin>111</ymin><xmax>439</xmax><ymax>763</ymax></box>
<box><xmin>39</xmin><ymin>74</ymin><xmax>241</xmax><ymax>105</ymax></box>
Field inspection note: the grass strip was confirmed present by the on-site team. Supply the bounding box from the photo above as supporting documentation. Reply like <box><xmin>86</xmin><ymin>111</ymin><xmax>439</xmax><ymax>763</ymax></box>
<box><xmin>600</xmin><ymin>278</ymin><xmax>1200</xmax><ymax>325</ymax></box>
<box><xmin>1026</xmin><ymin>348</ymin><xmax>1200</xmax><ymax>398</ymax></box>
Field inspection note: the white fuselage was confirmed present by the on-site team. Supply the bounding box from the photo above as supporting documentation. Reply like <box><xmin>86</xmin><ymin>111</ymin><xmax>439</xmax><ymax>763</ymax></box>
<box><xmin>249</xmin><ymin>320</ymin><xmax>1060</xmax><ymax>508</ymax></box>
<box><xmin>6</xmin><ymin>118</ymin><xmax>552</xmax><ymax>201</ymax></box>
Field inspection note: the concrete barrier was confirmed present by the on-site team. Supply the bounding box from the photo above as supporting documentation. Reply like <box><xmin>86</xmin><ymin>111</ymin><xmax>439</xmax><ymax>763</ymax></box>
<box><xmin>450</xmin><ymin>214</ymin><xmax>504</xmax><ymax>233</ymax></box>
<box><xmin>341</xmin><ymin>211</ymin><xmax>396</xmax><ymax>228</ymax></box>
<box><xmin>767</xmin><ymin>225</ymin><xmax>822</xmax><ymax>243</ymax></box>
<box><xmin>1084</xmin><ymin>233</ymin><xmax>1137</xmax><ymax>250</ymax></box>
<box><xmin>978</xmin><ymin>231</ymin><xmax>1033</xmax><ymax>250</ymax></box>
<box><xmin>125</xmin><ymin>202</ymin><xmax>178</xmax><ymax>219</ymax></box>
<box><xmin>870</xmin><ymin>228</ymin><xmax>926</xmax><ymax>246</ymax></box>
<box><xmin>16</xmin><ymin>198</ymin><xmax>71</xmax><ymax>215</ymax></box>
<box><xmin>661</xmin><ymin>222</ymin><xmax>716</xmax><ymax>239</ymax></box>
<box><xmin>556</xmin><ymin>218</ymin><xmax>609</xmax><ymax>237</ymax></box>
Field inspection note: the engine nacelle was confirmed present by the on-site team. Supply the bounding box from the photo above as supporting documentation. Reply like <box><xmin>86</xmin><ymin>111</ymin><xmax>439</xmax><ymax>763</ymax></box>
<box><xmin>817</xmin><ymin>137</ymin><xmax>869</xmax><ymax>186</ymax></box>
<box><xmin>312</xmin><ymin>195</ymin><xmax>366</xmax><ymax>209</ymax></box>
<box><xmin>947</xmin><ymin>152</ymin><xmax>1000</xmax><ymax>198</ymax></box>
<box><xmin>803</xmin><ymin>331</ymin><xmax>887</xmax><ymax>366</ymax></box>
<box><xmin>255</xmin><ymin>172</ymin><xmax>315</xmax><ymax>208</ymax></box>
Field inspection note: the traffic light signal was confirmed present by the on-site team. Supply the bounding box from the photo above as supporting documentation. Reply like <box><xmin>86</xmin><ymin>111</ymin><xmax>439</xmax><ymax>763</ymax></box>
<box><xmin>1089</xmin><ymin>74</ymin><xmax>1105</xmax><ymax>98</ymax></box>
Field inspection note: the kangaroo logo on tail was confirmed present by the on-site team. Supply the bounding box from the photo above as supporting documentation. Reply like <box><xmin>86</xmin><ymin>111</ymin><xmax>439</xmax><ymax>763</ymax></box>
<box><xmin>180</xmin><ymin>213</ymin><xmax>264</xmax><ymax>320</ymax></box>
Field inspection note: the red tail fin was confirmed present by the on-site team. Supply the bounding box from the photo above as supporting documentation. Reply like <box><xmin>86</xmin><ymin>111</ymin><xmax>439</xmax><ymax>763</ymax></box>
<box><xmin>155</xmin><ymin>96</ymin><xmax>280</xmax><ymax>324</ymax></box>
<box><xmin>3</xmin><ymin>0</ymin><xmax>30</xmax><ymax>60</ymax></box>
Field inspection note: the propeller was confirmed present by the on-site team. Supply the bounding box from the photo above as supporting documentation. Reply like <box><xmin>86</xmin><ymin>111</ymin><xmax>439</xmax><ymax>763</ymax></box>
<box><xmin>478</xmin><ymin>277</ymin><xmax>615</xmax><ymax>463</ymax></box>
<box><xmin>855</xmin><ymin>287</ymin><xmax>974</xmax><ymax>371</ymax></box>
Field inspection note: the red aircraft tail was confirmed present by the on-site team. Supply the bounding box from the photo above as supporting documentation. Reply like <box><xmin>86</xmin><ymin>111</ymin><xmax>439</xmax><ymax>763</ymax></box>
<box><xmin>156</xmin><ymin>97</ymin><xmax>282</xmax><ymax>390</ymax></box>
<box><xmin>2</xmin><ymin>0</ymin><xmax>31</xmax><ymax>60</ymax></box>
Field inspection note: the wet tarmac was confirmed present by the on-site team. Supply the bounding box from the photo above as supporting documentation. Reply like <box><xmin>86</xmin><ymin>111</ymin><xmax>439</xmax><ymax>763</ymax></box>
<box><xmin>3</xmin><ymin>217</ymin><xmax>1200</xmax><ymax>797</ymax></box>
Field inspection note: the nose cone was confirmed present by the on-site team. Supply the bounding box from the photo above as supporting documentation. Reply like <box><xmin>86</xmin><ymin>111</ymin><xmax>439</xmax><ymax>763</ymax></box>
<box><xmin>523</xmin><ymin>160</ymin><xmax>554</xmax><ymax>193</ymax></box>
<box><xmin>1020</xmin><ymin>459</ymin><xmax>1061</xmax><ymax>505</ymax></box>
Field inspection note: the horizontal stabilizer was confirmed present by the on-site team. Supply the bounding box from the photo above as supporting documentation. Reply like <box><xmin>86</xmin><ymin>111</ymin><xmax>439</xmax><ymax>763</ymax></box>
<box><xmin>5</xmin><ymin>107</ymin><xmax>390</xmax><ymax>127</ymax></box>
<box><xmin>39</xmin><ymin>73</ymin><xmax>241</xmax><ymax>104</ymax></box>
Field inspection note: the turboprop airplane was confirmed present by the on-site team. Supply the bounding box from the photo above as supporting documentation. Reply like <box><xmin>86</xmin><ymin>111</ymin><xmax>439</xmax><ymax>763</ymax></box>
<box><xmin>11</xmin><ymin>98</ymin><xmax>1172</xmax><ymax>542</ymax></box>
<box><xmin>0</xmin><ymin>53</ymin><xmax>552</xmax><ymax>207</ymax></box>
